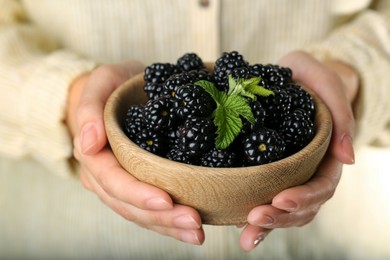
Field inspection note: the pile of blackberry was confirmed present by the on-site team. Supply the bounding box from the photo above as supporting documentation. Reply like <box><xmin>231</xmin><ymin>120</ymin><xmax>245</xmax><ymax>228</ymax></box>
<box><xmin>123</xmin><ymin>51</ymin><xmax>315</xmax><ymax>167</ymax></box>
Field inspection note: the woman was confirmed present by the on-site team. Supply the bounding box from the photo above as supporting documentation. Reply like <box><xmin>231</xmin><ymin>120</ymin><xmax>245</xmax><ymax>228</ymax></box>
<box><xmin>1</xmin><ymin>0</ymin><xmax>389</xmax><ymax>258</ymax></box>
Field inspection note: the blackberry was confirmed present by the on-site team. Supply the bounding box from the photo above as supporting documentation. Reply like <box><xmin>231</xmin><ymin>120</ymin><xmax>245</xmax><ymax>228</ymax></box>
<box><xmin>144</xmin><ymin>63</ymin><xmax>181</xmax><ymax>99</ymax></box>
<box><xmin>243</xmin><ymin>127</ymin><xmax>286</xmax><ymax>166</ymax></box>
<box><xmin>177</xmin><ymin>53</ymin><xmax>204</xmax><ymax>72</ymax></box>
<box><xmin>278</xmin><ymin>109</ymin><xmax>315</xmax><ymax>155</ymax></box>
<box><xmin>188</xmin><ymin>69</ymin><xmax>215</xmax><ymax>83</ymax></box>
<box><xmin>176</xmin><ymin>117</ymin><xmax>216</xmax><ymax>156</ymax></box>
<box><xmin>279</xmin><ymin>66</ymin><xmax>293</xmax><ymax>80</ymax></box>
<box><xmin>200</xmin><ymin>147</ymin><xmax>237</xmax><ymax>168</ymax></box>
<box><xmin>259</xmin><ymin>85</ymin><xmax>292</xmax><ymax>129</ymax></box>
<box><xmin>231</xmin><ymin>67</ymin><xmax>253</xmax><ymax>81</ymax></box>
<box><xmin>143</xmin><ymin>82</ymin><xmax>164</xmax><ymax>100</ymax></box>
<box><xmin>162</xmin><ymin>72</ymin><xmax>194</xmax><ymax>98</ymax></box>
<box><xmin>166</xmin><ymin>146</ymin><xmax>199</xmax><ymax>165</ymax></box>
<box><xmin>285</xmin><ymin>83</ymin><xmax>315</xmax><ymax>120</ymax></box>
<box><xmin>214</xmin><ymin>51</ymin><xmax>249</xmax><ymax>92</ymax></box>
<box><xmin>144</xmin><ymin>63</ymin><xmax>180</xmax><ymax>83</ymax></box>
<box><xmin>134</xmin><ymin>128</ymin><xmax>167</xmax><ymax>156</ymax></box>
<box><xmin>124</xmin><ymin>105</ymin><xmax>144</xmax><ymax>139</ymax></box>
<box><xmin>143</xmin><ymin>96</ymin><xmax>176</xmax><ymax>130</ymax></box>
<box><xmin>214</xmin><ymin>66</ymin><xmax>254</xmax><ymax>92</ymax></box>
<box><xmin>172</xmin><ymin>83</ymin><xmax>216</xmax><ymax>119</ymax></box>
<box><xmin>124</xmin><ymin>53</ymin><xmax>316</xmax><ymax>168</ymax></box>
<box><xmin>167</xmin><ymin>126</ymin><xmax>180</xmax><ymax>147</ymax></box>
<box><xmin>240</xmin><ymin>100</ymin><xmax>267</xmax><ymax>137</ymax></box>
<box><xmin>250</xmin><ymin>64</ymin><xmax>292</xmax><ymax>88</ymax></box>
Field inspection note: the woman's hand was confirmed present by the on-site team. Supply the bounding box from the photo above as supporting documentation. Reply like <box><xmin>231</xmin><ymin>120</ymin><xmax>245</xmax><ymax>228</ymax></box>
<box><xmin>66</xmin><ymin>60</ymin><xmax>204</xmax><ymax>245</ymax></box>
<box><xmin>239</xmin><ymin>51</ymin><xmax>359</xmax><ymax>252</ymax></box>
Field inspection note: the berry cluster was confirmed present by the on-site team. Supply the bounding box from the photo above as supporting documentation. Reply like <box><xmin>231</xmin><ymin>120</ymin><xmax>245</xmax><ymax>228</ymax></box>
<box><xmin>123</xmin><ymin>51</ymin><xmax>315</xmax><ymax>167</ymax></box>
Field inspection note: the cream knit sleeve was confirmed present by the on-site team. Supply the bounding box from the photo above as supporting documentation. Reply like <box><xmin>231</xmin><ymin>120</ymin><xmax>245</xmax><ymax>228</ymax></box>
<box><xmin>307</xmin><ymin>3</ymin><xmax>390</xmax><ymax>148</ymax></box>
<box><xmin>0</xmin><ymin>1</ymin><xmax>96</xmax><ymax>177</ymax></box>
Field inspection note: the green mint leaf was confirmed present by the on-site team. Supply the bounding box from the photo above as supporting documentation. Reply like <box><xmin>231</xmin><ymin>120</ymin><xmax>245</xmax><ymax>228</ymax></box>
<box><xmin>236</xmin><ymin>87</ymin><xmax>256</xmax><ymax>100</ymax></box>
<box><xmin>246</xmin><ymin>85</ymin><xmax>274</xmax><ymax>97</ymax></box>
<box><xmin>214</xmin><ymin>106</ymin><xmax>243</xmax><ymax>149</ymax></box>
<box><xmin>227</xmin><ymin>75</ymin><xmax>274</xmax><ymax>100</ymax></box>
<box><xmin>223</xmin><ymin>94</ymin><xmax>255</xmax><ymax>124</ymax></box>
<box><xmin>195</xmin><ymin>80</ymin><xmax>224</xmax><ymax>104</ymax></box>
<box><xmin>214</xmin><ymin>95</ymin><xmax>254</xmax><ymax>149</ymax></box>
<box><xmin>228</xmin><ymin>75</ymin><xmax>237</xmax><ymax>94</ymax></box>
<box><xmin>196</xmin><ymin>79</ymin><xmax>255</xmax><ymax>150</ymax></box>
<box><xmin>241</xmin><ymin>77</ymin><xmax>261</xmax><ymax>88</ymax></box>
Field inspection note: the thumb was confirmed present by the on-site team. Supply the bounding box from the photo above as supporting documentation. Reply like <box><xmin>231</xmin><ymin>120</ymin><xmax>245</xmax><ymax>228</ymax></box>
<box><xmin>278</xmin><ymin>51</ymin><xmax>355</xmax><ymax>164</ymax></box>
<box><xmin>76</xmin><ymin>61</ymin><xmax>144</xmax><ymax>155</ymax></box>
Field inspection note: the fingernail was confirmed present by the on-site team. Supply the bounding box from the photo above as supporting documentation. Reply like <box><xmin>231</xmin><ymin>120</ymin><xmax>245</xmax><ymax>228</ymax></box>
<box><xmin>257</xmin><ymin>215</ymin><xmax>274</xmax><ymax>227</ymax></box>
<box><xmin>254</xmin><ymin>233</ymin><xmax>266</xmax><ymax>247</ymax></box>
<box><xmin>180</xmin><ymin>230</ymin><xmax>201</xmax><ymax>245</ymax></box>
<box><xmin>174</xmin><ymin>215</ymin><xmax>201</xmax><ymax>229</ymax></box>
<box><xmin>145</xmin><ymin>197</ymin><xmax>172</xmax><ymax>210</ymax></box>
<box><xmin>236</xmin><ymin>223</ymin><xmax>247</xmax><ymax>228</ymax></box>
<box><xmin>278</xmin><ymin>200</ymin><xmax>298</xmax><ymax>211</ymax></box>
<box><xmin>80</xmin><ymin>123</ymin><xmax>98</xmax><ymax>153</ymax></box>
<box><xmin>341</xmin><ymin>134</ymin><xmax>355</xmax><ymax>164</ymax></box>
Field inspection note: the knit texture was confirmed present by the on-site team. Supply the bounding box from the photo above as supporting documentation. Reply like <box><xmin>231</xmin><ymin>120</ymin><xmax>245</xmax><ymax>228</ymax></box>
<box><xmin>0</xmin><ymin>0</ymin><xmax>389</xmax><ymax>177</ymax></box>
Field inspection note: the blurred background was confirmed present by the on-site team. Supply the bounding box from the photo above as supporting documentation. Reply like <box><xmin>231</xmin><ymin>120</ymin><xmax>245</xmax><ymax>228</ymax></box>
<box><xmin>314</xmin><ymin>146</ymin><xmax>390</xmax><ymax>259</ymax></box>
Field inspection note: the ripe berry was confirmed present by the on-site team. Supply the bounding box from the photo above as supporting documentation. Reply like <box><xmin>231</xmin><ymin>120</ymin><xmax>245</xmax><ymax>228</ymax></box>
<box><xmin>143</xmin><ymin>82</ymin><xmax>164</xmax><ymax>100</ymax></box>
<box><xmin>243</xmin><ymin>127</ymin><xmax>286</xmax><ymax>166</ymax></box>
<box><xmin>134</xmin><ymin>129</ymin><xmax>167</xmax><ymax>156</ymax></box>
<box><xmin>143</xmin><ymin>96</ymin><xmax>176</xmax><ymax>130</ymax></box>
<box><xmin>214</xmin><ymin>66</ymin><xmax>253</xmax><ymax>90</ymax></box>
<box><xmin>231</xmin><ymin>67</ymin><xmax>253</xmax><ymax>81</ymax></box>
<box><xmin>240</xmin><ymin>100</ymin><xmax>267</xmax><ymax>137</ymax></box>
<box><xmin>144</xmin><ymin>63</ymin><xmax>181</xmax><ymax>99</ymax></box>
<box><xmin>285</xmin><ymin>83</ymin><xmax>315</xmax><ymax>120</ymax></box>
<box><xmin>124</xmin><ymin>105</ymin><xmax>144</xmax><ymax>139</ymax></box>
<box><xmin>259</xmin><ymin>85</ymin><xmax>292</xmax><ymax>129</ymax></box>
<box><xmin>250</xmin><ymin>64</ymin><xmax>292</xmax><ymax>88</ymax></box>
<box><xmin>188</xmin><ymin>69</ymin><xmax>215</xmax><ymax>83</ymax></box>
<box><xmin>162</xmin><ymin>72</ymin><xmax>195</xmax><ymax>98</ymax></box>
<box><xmin>278</xmin><ymin>109</ymin><xmax>315</xmax><ymax>155</ymax></box>
<box><xmin>200</xmin><ymin>147</ymin><xmax>237</xmax><ymax>168</ymax></box>
<box><xmin>176</xmin><ymin>117</ymin><xmax>216</xmax><ymax>156</ymax></box>
<box><xmin>172</xmin><ymin>84</ymin><xmax>216</xmax><ymax>119</ymax></box>
<box><xmin>166</xmin><ymin>146</ymin><xmax>199</xmax><ymax>165</ymax></box>
<box><xmin>214</xmin><ymin>51</ymin><xmax>249</xmax><ymax>91</ymax></box>
<box><xmin>177</xmin><ymin>53</ymin><xmax>204</xmax><ymax>72</ymax></box>
<box><xmin>124</xmin><ymin>52</ymin><xmax>318</xmax><ymax>167</ymax></box>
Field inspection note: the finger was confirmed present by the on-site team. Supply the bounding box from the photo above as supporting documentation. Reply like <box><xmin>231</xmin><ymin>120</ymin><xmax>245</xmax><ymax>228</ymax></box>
<box><xmin>278</xmin><ymin>51</ymin><xmax>355</xmax><ymax>164</ymax></box>
<box><xmin>84</xmin><ymin>169</ymin><xmax>204</xmax><ymax>244</ymax></box>
<box><xmin>272</xmin><ymin>152</ymin><xmax>342</xmax><ymax>212</ymax></box>
<box><xmin>104</xmin><ymin>197</ymin><xmax>201</xmax><ymax>231</ymax></box>
<box><xmin>78</xmin><ymin>147</ymin><xmax>174</xmax><ymax>211</ymax></box>
<box><xmin>150</xmin><ymin>226</ymin><xmax>204</xmax><ymax>245</ymax></box>
<box><xmin>76</xmin><ymin>61</ymin><xmax>144</xmax><ymax>155</ymax></box>
<box><xmin>75</xmin><ymin>66</ymin><xmax>124</xmax><ymax>154</ymax></box>
<box><xmin>239</xmin><ymin>224</ymin><xmax>272</xmax><ymax>252</ymax></box>
<box><xmin>247</xmin><ymin>205</ymin><xmax>286</xmax><ymax>227</ymax></box>
<box><xmin>247</xmin><ymin>204</ymin><xmax>320</xmax><ymax>228</ymax></box>
<box><xmin>79</xmin><ymin>167</ymin><xmax>93</xmax><ymax>191</ymax></box>
<box><xmin>247</xmin><ymin>152</ymin><xmax>342</xmax><ymax>230</ymax></box>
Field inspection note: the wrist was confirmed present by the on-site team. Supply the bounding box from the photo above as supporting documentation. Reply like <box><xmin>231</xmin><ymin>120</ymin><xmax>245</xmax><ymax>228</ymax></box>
<box><xmin>66</xmin><ymin>73</ymin><xmax>90</xmax><ymax>137</ymax></box>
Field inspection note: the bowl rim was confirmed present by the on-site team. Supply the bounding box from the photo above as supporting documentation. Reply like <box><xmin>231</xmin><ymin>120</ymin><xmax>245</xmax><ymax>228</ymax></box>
<box><xmin>104</xmin><ymin>71</ymin><xmax>333</xmax><ymax>176</ymax></box>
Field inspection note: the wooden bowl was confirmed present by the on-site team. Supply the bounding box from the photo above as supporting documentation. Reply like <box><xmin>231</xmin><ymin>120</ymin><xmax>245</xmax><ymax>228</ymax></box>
<box><xmin>104</xmin><ymin>71</ymin><xmax>332</xmax><ymax>225</ymax></box>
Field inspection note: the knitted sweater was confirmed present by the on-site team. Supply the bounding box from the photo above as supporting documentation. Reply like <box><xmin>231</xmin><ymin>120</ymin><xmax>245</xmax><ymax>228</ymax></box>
<box><xmin>1</xmin><ymin>0</ymin><xmax>390</xmax><ymax>177</ymax></box>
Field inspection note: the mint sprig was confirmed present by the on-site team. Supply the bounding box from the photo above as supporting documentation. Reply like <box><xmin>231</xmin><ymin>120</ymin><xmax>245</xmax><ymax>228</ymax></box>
<box><xmin>227</xmin><ymin>75</ymin><xmax>274</xmax><ymax>99</ymax></box>
<box><xmin>196</xmin><ymin>76</ymin><xmax>274</xmax><ymax>150</ymax></box>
